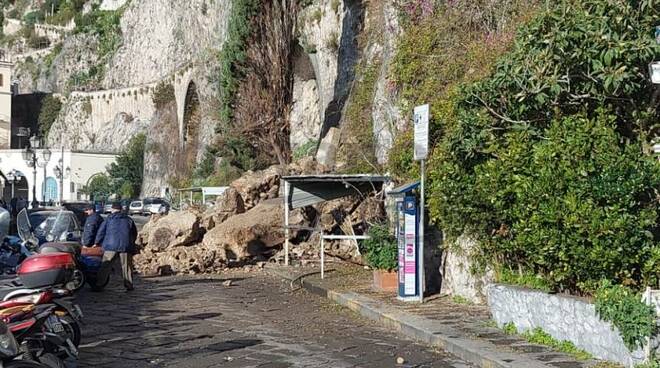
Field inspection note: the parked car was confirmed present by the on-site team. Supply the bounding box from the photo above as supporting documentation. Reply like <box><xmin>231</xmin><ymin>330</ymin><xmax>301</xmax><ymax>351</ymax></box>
<box><xmin>142</xmin><ymin>198</ymin><xmax>170</xmax><ymax>215</ymax></box>
<box><xmin>129</xmin><ymin>200</ymin><xmax>143</xmax><ymax>215</ymax></box>
<box><xmin>103</xmin><ymin>203</ymin><xmax>113</xmax><ymax>214</ymax></box>
<box><xmin>93</xmin><ymin>201</ymin><xmax>104</xmax><ymax>213</ymax></box>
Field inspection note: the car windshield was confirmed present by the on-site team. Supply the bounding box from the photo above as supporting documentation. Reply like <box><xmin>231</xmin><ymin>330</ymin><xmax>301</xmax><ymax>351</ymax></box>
<box><xmin>144</xmin><ymin>198</ymin><xmax>163</xmax><ymax>205</ymax></box>
<box><xmin>29</xmin><ymin>212</ymin><xmax>77</xmax><ymax>240</ymax></box>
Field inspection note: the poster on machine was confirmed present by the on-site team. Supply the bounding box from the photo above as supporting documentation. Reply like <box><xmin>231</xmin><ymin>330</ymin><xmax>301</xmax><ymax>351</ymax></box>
<box><xmin>403</xmin><ymin>209</ymin><xmax>417</xmax><ymax>295</ymax></box>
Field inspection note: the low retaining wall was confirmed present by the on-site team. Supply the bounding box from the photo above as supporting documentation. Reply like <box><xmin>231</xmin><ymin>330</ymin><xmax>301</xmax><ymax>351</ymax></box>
<box><xmin>487</xmin><ymin>284</ymin><xmax>653</xmax><ymax>367</ymax></box>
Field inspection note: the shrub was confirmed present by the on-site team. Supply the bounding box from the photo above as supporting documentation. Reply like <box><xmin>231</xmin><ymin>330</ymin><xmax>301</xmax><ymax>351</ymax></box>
<box><xmin>27</xmin><ymin>33</ymin><xmax>50</xmax><ymax>49</ymax></box>
<box><xmin>38</xmin><ymin>95</ymin><xmax>63</xmax><ymax>138</ymax></box>
<box><xmin>594</xmin><ymin>281</ymin><xmax>657</xmax><ymax>351</ymax></box>
<box><xmin>337</xmin><ymin>61</ymin><xmax>381</xmax><ymax>173</ymax></box>
<box><xmin>361</xmin><ymin>223</ymin><xmax>398</xmax><ymax>271</ymax></box>
<box><xmin>152</xmin><ymin>81</ymin><xmax>175</xmax><ymax>109</ymax></box>
<box><xmin>292</xmin><ymin>140</ymin><xmax>318</xmax><ymax>160</ymax></box>
<box><xmin>107</xmin><ymin>134</ymin><xmax>146</xmax><ymax>198</ymax></box>
<box><xmin>412</xmin><ymin>0</ymin><xmax>660</xmax><ymax>294</ymax></box>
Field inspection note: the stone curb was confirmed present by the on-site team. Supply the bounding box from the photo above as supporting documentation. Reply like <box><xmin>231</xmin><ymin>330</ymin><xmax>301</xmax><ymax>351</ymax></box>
<box><xmin>266</xmin><ymin>266</ymin><xmax>551</xmax><ymax>368</ymax></box>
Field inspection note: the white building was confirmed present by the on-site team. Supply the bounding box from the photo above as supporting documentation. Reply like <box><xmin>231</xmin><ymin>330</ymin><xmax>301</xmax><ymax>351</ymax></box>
<box><xmin>0</xmin><ymin>58</ymin><xmax>11</xmax><ymax>149</ymax></box>
<box><xmin>0</xmin><ymin>149</ymin><xmax>117</xmax><ymax>203</ymax></box>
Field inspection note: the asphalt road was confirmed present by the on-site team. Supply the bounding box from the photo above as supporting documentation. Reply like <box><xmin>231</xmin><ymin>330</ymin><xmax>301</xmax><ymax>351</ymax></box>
<box><xmin>77</xmin><ymin>272</ymin><xmax>474</xmax><ymax>368</ymax></box>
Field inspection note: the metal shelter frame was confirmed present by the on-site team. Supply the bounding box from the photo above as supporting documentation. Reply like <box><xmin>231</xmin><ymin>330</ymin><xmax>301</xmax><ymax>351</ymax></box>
<box><xmin>281</xmin><ymin>174</ymin><xmax>390</xmax><ymax>277</ymax></box>
<box><xmin>177</xmin><ymin>186</ymin><xmax>229</xmax><ymax>208</ymax></box>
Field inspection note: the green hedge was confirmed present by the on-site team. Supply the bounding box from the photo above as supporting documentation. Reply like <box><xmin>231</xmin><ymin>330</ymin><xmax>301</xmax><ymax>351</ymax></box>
<box><xmin>391</xmin><ymin>0</ymin><xmax>660</xmax><ymax>293</ymax></box>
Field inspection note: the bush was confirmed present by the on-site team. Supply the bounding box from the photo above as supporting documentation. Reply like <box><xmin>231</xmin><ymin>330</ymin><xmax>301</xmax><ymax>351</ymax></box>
<box><xmin>292</xmin><ymin>140</ymin><xmax>318</xmax><ymax>160</ymax></box>
<box><xmin>27</xmin><ymin>33</ymin><xmax>50</xmax><ymax>49</ymax></box>
<box><xmin>361</xmin><ymin>223</ymin><xmax>398</xmax><ymax>271</ymax></box>
<box><xmin>412</xmin><ymin>0</ymin><xmax>660</xmax><ymax>294</ymax></box>
<box><xmin>38</xmin><ymin>95</ymin><xmax>63</xmax><ymax>138</ymax></box>
<box><xmin>338</xmin><ymin>61</ymin><xmax>382</xmax><ymax>173</ymax></box>
<box><xmin>595</xmin><ymin>281</ymin><xmax>658</xmax><ymax>351</ymax></box>
<box><xmin>152</xmin><ymin>81</ymin><xmax>175</xmax><ymax>109</ymax></box>
<box><xmin>107</xmin><ymin>134</ymin><xmax>146</xmax><ymax>198</ymax></box>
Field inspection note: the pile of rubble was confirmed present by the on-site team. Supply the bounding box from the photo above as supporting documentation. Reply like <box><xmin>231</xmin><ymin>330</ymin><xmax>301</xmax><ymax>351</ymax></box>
<box><xmin>133</xmin><ymin>158</ymin><xmax>386</xmax><ymax>275</ymax></box>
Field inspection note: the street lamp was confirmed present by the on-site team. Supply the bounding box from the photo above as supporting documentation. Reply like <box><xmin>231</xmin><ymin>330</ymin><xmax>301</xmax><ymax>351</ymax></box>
<box><xmin>5</xmin><ymin>169</ymin><xmax>21</xmax><ymax>198</ymax></box>
<box><xmin>54</xmin><ymin>159</ymin><xmax>70</xmax><ymax>204</ymax></box>
<box><xmin>39</xmin><ymin>147</ymin><xmax>52</xmax><ymax>203</ymax></box>
<box><xmin>22</xmin><ymin>136</ymin><xmax>50</xmax><ymax>208</ymax></box>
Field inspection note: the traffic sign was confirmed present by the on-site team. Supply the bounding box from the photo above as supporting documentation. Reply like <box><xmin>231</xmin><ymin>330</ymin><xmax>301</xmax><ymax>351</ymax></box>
<box><xmin>413</xmin><ymin>104</ymin><xmax>429</xmax><ymax>161</ymax></box>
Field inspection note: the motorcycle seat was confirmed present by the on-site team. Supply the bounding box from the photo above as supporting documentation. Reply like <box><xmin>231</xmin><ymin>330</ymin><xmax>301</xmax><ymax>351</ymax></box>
<box><xmin>39</xmin><ymin>242</ymin><xmax>81</xmax><ymax>257</ymax></box>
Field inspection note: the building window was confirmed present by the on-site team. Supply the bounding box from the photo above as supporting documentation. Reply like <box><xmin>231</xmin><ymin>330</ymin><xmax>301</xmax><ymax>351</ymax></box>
<box><xmin>70</xmin><ymin>182</ymin><xmax>76</xmax><ymax>193</ymax></box>
<box><xmin>0</xmin><ymin>74</ymin><xmax>4</xmax><ymax>87</ymax></box>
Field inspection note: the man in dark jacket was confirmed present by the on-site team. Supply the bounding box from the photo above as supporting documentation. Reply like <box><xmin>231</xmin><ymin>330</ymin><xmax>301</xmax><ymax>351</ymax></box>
<box><xmin>82</xmin><ymin>204</ymin><xmax>103</xmax><ymax>247</ymax></box>
<box><xmin>95</xmin><ymin>202</ymin><xmax>137</xmax><ymax>291</ymax></box>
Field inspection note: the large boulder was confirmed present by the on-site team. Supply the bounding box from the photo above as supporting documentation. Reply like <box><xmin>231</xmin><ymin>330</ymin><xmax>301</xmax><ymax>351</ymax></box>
<box><xmin>137</xmin><ymin>210</ymin><xmax>203</xmax><ymax>251</ymax></box>
<box><xmin>201</xmin><ymin>200</ymin><xmax>285</xmax><ymax>262</ymax></box>
<box><xmin>230</xmin><ymin>165</ymin><xmax>286</xmax><ymax>210</ymax></box>
<box><xmin>200</xmin><ymin>187</ymin><xmax>246</xmax><ymax>230</ymax></box>
<box><xmin>201</xmin><ymin>199</ymin><xmax>311</xmax><ymax>262</ymax></box>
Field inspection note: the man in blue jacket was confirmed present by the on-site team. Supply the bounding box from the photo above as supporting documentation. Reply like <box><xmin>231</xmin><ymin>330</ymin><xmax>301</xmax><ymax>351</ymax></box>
<box><xmin>82</xmin><ymin>204</ymin><xmax>103</xmax><ymax>247</ymax></box>
<box><xmin>95</xmin><ymin>202</ymin><xmax>137</xmax><ymax>291</ymax></box>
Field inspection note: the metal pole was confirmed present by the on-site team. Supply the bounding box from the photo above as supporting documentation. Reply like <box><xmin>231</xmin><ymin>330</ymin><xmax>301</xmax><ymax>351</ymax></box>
<box><xmin>42</xmin><ymin>162</ymin><xmax>47</xmax><ymax>202</ymax></box>
<box><xmin>418</xmin><ymin>159</ymin><xmax>425</xmax><ymax>302</ymax></box>
<box><xmin>321</xmin><ymin>236</ymin><xmax>325</xmax><ymax>279</ymax></box>
<box><xmin>283</xmin><ymin>180</ymin><xmax>290</xmax><ymax>266</ymax></box>
<box><xmin>60</xmin><ymin>145</ymin><xmax>64</xmax><ymax>203</ymax></box>
<box><xmin>11</xmin><ymin>182</ymin><xmax>14</xmax><ymax>198</ymax></box>
<box><xmin>32</xmin><ymin>164</ymin><xmax>37</xmax><ymax>208</ymax></box>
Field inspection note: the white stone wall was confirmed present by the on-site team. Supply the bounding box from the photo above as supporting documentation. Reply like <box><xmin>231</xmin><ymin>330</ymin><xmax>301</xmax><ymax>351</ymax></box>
<box><xmin>487</xmin><ymin>284</ymin><xmax>657</xmax><ymax>367</ymax></box>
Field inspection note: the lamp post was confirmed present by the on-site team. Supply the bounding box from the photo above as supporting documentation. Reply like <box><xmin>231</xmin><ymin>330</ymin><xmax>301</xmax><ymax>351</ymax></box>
<box><xmin>38</xmin><ymin>147</ymin><xmax>52</xmax><ymax>203</ymax></box>
<box><xmin>54</xmin><ymin>158</ymin><xmax>70</xmax><ymax>205</ymax></box>
<box><xmin>22</xmin><ymin>135</ymin><xmax>50</xmax><ymax>208</ymax></box>
<box><xmin>5</xmin><ymin>169</ymin><xmax>20</xmax><ymax>198</ymax></box>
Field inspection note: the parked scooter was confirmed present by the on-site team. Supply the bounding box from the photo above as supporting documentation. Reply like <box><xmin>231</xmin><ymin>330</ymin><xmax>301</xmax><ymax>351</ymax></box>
<box><xmin>16</xmin><ymin>209</ymin><xmax>108</xmax><ymax>291</ymax></box>
<box><xmin>2</xmin><ymin>303</ymin><xmax>77</xmax><ymax>367</ymax></box>
<box><xmin>0</xmin><ymin>320</ymin><xmax>48</xmax><ymax>367</ymax></box>
<box><xmin>2</xmin><ymin>287</ymin><xmax>82</xmax><ymax>350</ymax></box>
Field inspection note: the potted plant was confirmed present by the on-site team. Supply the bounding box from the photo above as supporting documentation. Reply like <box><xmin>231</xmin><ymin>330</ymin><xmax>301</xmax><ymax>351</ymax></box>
<box><xmin>362</xmin><ymin>223</ymin><xmax>398</xmax><ymax>292</ymax></box>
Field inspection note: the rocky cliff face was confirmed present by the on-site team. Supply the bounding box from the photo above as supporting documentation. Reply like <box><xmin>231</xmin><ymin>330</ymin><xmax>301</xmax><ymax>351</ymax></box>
<box><xmin>102</xmin><ymin>0</ymin><xmax>231</xmax><ymax>88</ymax></box>
<box><xmin>9</xmin><ymin>0</ymin><xmax>406</xmax><ymax>187</ymax></box>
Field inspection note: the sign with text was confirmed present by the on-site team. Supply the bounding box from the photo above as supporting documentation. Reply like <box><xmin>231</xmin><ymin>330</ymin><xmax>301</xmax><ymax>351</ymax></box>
<box><xmin>413</xmin><ymin>104</ymin><xmax>429</xmax><ymax>161</ymax></box>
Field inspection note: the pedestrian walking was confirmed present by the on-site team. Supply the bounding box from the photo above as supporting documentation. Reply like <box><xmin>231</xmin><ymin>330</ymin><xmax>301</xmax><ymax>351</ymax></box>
<box><xmin>95</xmin><ymin>202</ymin><xmax>137</xmax><ymax>291</ymax></box>
<box><xmin>82</xmin><ymin>204</ymin><xmax>103</xmax><ymax>247</ymax></box>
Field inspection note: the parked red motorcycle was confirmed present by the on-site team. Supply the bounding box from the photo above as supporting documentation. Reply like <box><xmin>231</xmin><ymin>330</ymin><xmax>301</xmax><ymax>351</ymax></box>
<box><xmin>0</xmin><ymin>320</ymin><xmax>48</xmax><ymax>367</ymax></box>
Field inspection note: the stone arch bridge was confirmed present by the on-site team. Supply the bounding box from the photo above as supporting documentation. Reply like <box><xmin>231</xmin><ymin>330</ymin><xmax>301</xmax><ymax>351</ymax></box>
<box><xmin>62</xmin><ymin>63</ymin><xmax>199</xmax><ymax>149</ymax></box>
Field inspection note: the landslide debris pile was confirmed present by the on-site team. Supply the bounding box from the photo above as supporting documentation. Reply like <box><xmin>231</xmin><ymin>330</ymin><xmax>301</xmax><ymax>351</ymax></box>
<box><xmin>134</xmin><ymin>159</ymin><xmax>386</xmax><ymax>275</ymax></box>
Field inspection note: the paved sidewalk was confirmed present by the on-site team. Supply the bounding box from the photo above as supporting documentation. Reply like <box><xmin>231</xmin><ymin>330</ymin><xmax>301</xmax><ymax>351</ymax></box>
<box><xmin>265</xmin><ymin>263</ymin><xmax>602</xmax><ymax>368</ymax></box>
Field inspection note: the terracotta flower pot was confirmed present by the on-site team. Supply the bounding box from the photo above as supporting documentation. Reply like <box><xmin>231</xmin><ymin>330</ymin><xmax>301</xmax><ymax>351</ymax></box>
<box><xmin>373</xmin><ymin>269</ymin><xmax>398</xmax><ymax>292</ymax></box>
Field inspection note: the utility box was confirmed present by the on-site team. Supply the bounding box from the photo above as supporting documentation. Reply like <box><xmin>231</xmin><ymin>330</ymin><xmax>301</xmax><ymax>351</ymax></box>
<box><xmin>389</xmin><ymin>182</ymin><xmax>422</xmax><ymax>302</ymax></box>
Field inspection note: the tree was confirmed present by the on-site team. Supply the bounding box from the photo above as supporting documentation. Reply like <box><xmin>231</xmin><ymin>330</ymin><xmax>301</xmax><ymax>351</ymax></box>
<box><xmin>38</xmin><ymin>95</ymin><xmax>63</xmax><ymax>138</ymax></box>
<box><xmin>232</xmin><ymin>0</ymin><xmax>298</xmax><ymax>166</ymax></box>
<box><xmin>107</xmin><ymin>133</ymin><xmax>146</xmax><ymax>199</ymax></box>
<box><xmin>81</xmin><ymin>174</ymin><xmax>111</xmax><ymax>201</ymax></box>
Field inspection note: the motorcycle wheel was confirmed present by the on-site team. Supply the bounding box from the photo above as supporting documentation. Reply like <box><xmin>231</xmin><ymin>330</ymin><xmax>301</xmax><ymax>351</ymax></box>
<box><xmin>58</xmin><ymin>314</ymin><xmax>81</xmax><ymax>348</ymax></box>
<box><xmin>67</xmin><ymin>269</ymin><xmax>85</xmax><ymax>291</ymax></box>
<box><xmin>3</xmin><ymin>361</ymin><xmax>49</xmax><ymax>368</ymax></box>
